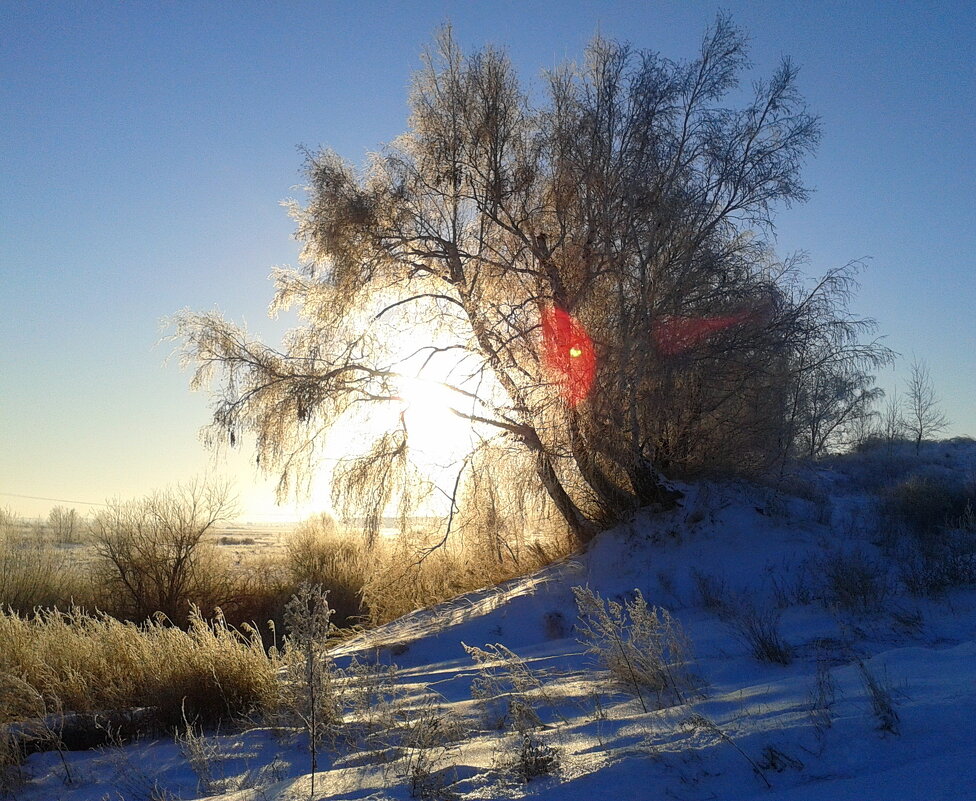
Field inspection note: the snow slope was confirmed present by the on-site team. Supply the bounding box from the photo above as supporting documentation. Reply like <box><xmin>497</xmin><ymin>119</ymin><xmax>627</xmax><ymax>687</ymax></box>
<box><xmin>15</xmin><ymin>441</ymin><xmax>976</xmax><ymax>800</ymax></box>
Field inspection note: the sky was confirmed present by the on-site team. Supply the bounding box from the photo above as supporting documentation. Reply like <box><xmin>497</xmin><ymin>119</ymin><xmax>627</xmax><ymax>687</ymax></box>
<box><xmin>1</xmin><ymin>0</ymin><xmax>974</xmax><ymax>522</ymax></box>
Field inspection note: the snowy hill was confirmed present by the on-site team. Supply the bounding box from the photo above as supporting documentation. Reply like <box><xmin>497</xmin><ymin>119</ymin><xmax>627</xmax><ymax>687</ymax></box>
<box><xmin>17</xmin><ymin>441</ymin><xmax>976</xmax><ymax>800</ymax></box>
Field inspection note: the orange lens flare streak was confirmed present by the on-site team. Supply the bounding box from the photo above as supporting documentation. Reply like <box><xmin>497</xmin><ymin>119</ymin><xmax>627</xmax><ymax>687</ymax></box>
<box><xmin>541</xmin><ymin>304</ymin><xmax>762</xmax><ymax>404</ymax></box>
<box><xmin>653</xmin><ymin>310</ymin><xmax>754</xmax><ymax>356</ymax></box>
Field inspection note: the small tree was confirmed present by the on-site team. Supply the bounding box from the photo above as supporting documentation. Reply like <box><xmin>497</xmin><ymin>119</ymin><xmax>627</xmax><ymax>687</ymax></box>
<box><xmin>904</xmin><ymin>357</ymin><xmax>949</xmax><ymax>454</ymax></box>
<box><xmin>47</xmin><ymin>507</ymin><xmax>80</xmax><ymax>543</ymax></box>
<box><xmin>879</xmin><ymin>388</ymin><xmax>907</xmax><ymax>448</ymax></box>
<box><xmin>779</xmin><ymin>262</ymin><xmax>892</xmax><ymax>459</ymax></box>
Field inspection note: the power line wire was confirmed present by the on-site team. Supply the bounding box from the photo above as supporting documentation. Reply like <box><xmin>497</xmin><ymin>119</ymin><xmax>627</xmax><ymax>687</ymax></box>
<box><xmin>0</xmin><ymin>492</ymin><xmax>107</xmax><ymax>507</ymax></box>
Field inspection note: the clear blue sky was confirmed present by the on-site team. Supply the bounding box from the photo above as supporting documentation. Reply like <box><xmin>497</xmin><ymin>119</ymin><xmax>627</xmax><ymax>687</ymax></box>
<box><xmin>2</xmin><ymin>1</ymin><xmax>974</xmax><ymax>520</ymax></box>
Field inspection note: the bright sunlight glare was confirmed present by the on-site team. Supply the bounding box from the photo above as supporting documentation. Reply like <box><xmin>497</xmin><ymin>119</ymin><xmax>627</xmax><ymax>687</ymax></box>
<box><xmin>398</xmin><ymin>376</ymin><xmax>477</xmax><ymax>470</ymax></box>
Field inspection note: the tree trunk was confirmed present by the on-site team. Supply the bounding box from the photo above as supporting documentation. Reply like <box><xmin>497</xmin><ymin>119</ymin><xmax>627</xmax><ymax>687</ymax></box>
<box><xmin>627</xmin><ymin>457</ymin><xmax>684</xmax><ymax>510</ymax></box>
<box><xmin>533</xmin><ymin>450</ymin><xmax>596</xmax><ymax>547</ymax></box>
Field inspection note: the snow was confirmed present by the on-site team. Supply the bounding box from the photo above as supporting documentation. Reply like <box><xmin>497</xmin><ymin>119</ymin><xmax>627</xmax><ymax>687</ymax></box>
<box><xmin>12</xmin><ymin>440</ymin><xmax>976</xmax><ymax>800</ymax></box>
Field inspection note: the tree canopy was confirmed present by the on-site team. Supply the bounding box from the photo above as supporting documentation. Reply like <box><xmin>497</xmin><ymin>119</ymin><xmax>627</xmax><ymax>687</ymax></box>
<box><xmin>174</xmin><ymin>16</ymin><xmax>890</xmax><ymax>546</ymax></box>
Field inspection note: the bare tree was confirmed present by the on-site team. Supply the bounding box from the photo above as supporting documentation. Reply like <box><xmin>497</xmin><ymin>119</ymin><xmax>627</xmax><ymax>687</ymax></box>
<box><xmin>47</xmin><ymin>506</ymin><xmax>80</xmax><ymax>543</ymax></box>
<box><xmin>779</xmin><ymin>262</ymin><xmax>893</xmax><ymax>460</ymax></box>
<box><xmin>173</xmin><ymin>18</ymin><xmax>886</xmax><ymax>545</ymax></box>
<box><xmin>90</xmin><ymin>480</ymin><xmax>236</xmax><ymax>623</ymax></box>
<box><xmin>904</xmin><ymin>357</ymin><xmax>949</xmax><ymax>453</ymax></box>
<box><xmin>874</xmin><ymin>387</ymin><xmax>907</xmax><ymax>452</ymax></box>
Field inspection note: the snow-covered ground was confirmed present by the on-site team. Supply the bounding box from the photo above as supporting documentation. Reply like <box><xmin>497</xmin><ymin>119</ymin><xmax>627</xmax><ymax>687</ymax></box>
<box><xmin>14</xmin><ymin>441</ymin><xmax>976</xmax><ymax>800</ymax></box>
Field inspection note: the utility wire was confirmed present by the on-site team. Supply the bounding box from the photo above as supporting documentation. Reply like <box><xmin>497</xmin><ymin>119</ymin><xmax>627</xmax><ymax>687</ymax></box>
<box><xmin>0</xmin><ymin>492</ymin><xmax>107</xmax><ymax>507</ymax></box>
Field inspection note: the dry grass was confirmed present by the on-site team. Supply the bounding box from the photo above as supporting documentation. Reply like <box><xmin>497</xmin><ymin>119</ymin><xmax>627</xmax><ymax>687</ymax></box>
<box><xmin>284</xmin><ymin>515</ymin><xmax>372</xmax><ymax>626</ymax></box>
<box><xmin>0</xmin><ymin>502</ymin><xmax>572</xmax><ymax>636</ymax></box>
<box><xmin>0</xmin><ymin>605</ymin><xmax>279</xmax><ymax>731</ymax></box>
<box><xmin>573</xmin><ymin>587</ymin><xmax>696</xmax><ymax>711</ymax></box>
<box><xmin>362</xmin><ymin>531</ymin><xmax>563</xmax><ymax>627</ymax></box>
<box><xmin>0</xmin><ymin>522</ymin><xmax>92</xmax><ymax>613</ymax></box>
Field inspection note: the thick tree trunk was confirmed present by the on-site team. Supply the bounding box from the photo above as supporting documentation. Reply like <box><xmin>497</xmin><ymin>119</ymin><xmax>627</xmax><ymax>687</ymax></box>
<box><xmin>533</xmin><ymin>450</ymin><xmax>596</xmax><ymax>548</ymax></box>
<box><xmin>566</xmin><ymin>410</ymin><xmax>639</xmax><ymax>518</ymax></box>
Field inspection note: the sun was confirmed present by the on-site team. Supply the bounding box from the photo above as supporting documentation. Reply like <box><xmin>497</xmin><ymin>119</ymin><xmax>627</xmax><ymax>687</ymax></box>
<box><xmin>398</xmin><ymin>376</ymin><xmax>477</xmax><ymax>470</ymax></box>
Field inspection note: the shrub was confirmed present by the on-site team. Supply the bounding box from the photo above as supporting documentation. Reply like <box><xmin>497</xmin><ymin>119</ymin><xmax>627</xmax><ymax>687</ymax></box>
<box><xmin>89</xmin><ymin>481</ymin><xmax>237</xmax><ymax>625</ymax></box>
<box><xmin>719</xmin><ymin>595</ymin><xmax>793</xmax><ymax>665</ymax></box>
<box><xmin>819</xmin><ymin>548</ymin><xmax>891</xmax><ymax>615</ymax></box>
<box><xmin>503</xmin><ymin>733</ymin><xmax>560</xmax><ymax>783</ymax></box>
<box><xmin>881</xmin><ymin>476</ymin><xmax>976</xmax><ymax>542</ymax></box>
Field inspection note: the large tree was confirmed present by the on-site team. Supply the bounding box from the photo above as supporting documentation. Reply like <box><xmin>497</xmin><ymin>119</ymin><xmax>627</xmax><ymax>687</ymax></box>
<box><xmin>175</xmin><ymin>17</ymin><xmax>883</xmax><ymax>546</ymax></box>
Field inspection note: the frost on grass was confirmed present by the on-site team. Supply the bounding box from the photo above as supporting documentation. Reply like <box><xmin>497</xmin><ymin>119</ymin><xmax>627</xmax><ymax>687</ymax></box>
<box><xmin>280</xmin><ymin>583</ymin><xmax>341</xmax><ymax>798</ymax></box>
<box><xmin>463</xmin><ymin>642</ymin><xmax>566</xmax><ymax>732</ymax></box>
<box><xmin>572</xmin><ymin>586</ymin><xmax>696</xmax><ymax>712</ymax></box>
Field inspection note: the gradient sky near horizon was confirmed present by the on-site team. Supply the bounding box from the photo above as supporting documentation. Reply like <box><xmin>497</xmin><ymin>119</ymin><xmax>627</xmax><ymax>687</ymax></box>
<box><xmin>2</xmin><ymin>0</ymin><xmax>974</xmax><ymax>521</ymax></box>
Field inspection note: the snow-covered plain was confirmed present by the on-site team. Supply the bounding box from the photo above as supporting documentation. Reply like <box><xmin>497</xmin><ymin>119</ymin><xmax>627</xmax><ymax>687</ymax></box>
<box><xmin>14</xmin><ymin>442</ymin><xmax>976</xmax><ymax>800</ymax></box>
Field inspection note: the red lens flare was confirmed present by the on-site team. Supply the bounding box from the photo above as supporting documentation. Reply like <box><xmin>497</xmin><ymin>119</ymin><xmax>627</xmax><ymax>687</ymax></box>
<box><xmin>542</xmin><ymin>305</ymin><xmax>596</xmax><ymax>406</ymax></box>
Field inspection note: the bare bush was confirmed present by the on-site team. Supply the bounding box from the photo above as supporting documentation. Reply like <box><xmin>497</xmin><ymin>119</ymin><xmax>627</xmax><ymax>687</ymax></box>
<box><xmin>501</xmin><ymin>733</ymin><xmax>560</xmax><ymax>784</ymax></box>
<box><xmin>89</xmin><ymin>480</ymin><xmax>236</xmax><ymax>624</ymax></box>
<box><xmin>819</xmin><ymin>548</ymin><xmax>891</xmax><ymax>615</ymax></box>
